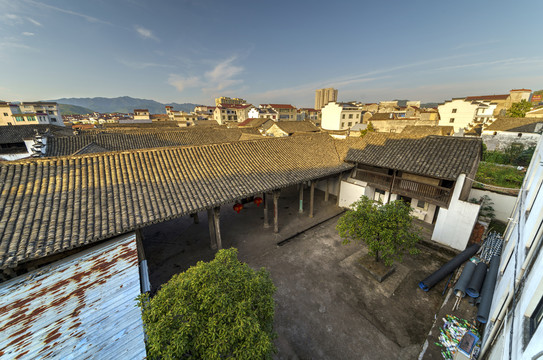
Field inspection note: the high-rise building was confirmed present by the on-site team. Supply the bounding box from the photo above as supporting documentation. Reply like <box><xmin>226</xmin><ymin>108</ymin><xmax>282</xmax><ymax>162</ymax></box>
<box><xmin>315</xmin><ymin>88</ymin><xmax>338</xmax><ymax>110</ymax></box>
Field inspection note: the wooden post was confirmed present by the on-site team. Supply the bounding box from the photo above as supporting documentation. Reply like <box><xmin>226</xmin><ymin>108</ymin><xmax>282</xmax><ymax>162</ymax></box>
<box><xmin>299</xmin><ymin>183</ymin><xmax>304</xmax><ymax>213</ymax></box>
<box><xmin>263</xmin><ymin>193</ymin><xmax>270</xmax><ymax>228</ymax></box>
<box><xmin>207</xmin><ymin>208</ymin><xmax>217</xmax><ymax>250</ymax></box>
<box><xmin>336</xmin><ymin>173</ymin><xmax>342</xmax><ymax>206</ymax></box>
<box><xmin>309</xmin><ymin>181</ymin><xmax>315</xmax><ymax>218</ymax></box>
<box><xmin>213</xmin><ymin>207</ymin><xmax>222</xmax><ymax>250</ymax></box>
<box><xmin>273</xmin><ymin>191</ymin><xmax>280</xmax><ymax>233</ymax></box>
<box><xmin>324</xmin><ymin>178</ymin><xmax>329</xmax><ymax>202</ymax></box>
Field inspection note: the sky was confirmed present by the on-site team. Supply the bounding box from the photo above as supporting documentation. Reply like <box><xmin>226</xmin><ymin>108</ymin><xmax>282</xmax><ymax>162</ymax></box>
<box><xmin>1</xmin><ymin>0</ymin><xmax>542</xmax><ymax>107</ymax></box>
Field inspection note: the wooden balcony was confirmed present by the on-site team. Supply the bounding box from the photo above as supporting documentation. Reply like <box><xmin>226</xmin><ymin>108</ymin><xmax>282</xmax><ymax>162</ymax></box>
<box><xmin>353</xmin><ymin>169</ymin><xmax>452</xmax><ymax>208</ymax></box>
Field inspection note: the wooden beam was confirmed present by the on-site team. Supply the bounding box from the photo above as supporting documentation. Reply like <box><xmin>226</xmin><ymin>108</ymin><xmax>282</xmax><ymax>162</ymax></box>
<box><xmin>273</xmin><ymin>191</ymin><xmax>280</xmax><ymax>233</ymax></box>
<box><xmin>263</xmin><ymin>193</ymin><xmax>270</xmax><ymax>228</ymax></box>
<box><xmin>309</xmin><ymin>181</ymin><xmax>315</xmax><ymax>218</ymax></box>
<box><xmin>213</xmin><ymin>207</ymin><xmax>222</xmax><ymax>250</ymax></box>
<box><xmin>207</xmin><ymin>208</ymin><xmax>217</xmax><ymax>250</ymax></box>
<box><xmin>299</xmin><ymin>184</ymin><xmax>304</xmax><ymax>213</ymax></box>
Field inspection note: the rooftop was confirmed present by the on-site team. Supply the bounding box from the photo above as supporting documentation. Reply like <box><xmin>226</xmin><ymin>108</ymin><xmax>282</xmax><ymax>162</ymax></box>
<box><xmin>484</xmin><ymin>117</ymin><xmax>543</xmax><ymax>132</ymax></box>
<box><xmin>464</xmin><ymin>94</ymin><xmax>509</xmax><ymax>101</ymax></box>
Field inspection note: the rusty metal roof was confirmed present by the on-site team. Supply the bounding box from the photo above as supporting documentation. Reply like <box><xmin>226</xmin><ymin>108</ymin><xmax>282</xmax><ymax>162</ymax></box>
<box><xmin>0</xmin><ymin>233</ymin><xmax>146</xmax><ymax>359</ymax></box>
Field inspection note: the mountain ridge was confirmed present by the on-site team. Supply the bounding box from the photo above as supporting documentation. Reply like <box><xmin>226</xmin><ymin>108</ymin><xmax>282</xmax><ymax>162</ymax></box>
<box><xmin>49</xmin><ymin>96</ymin><xmax>201</xmax><ymax>114</ymax></box>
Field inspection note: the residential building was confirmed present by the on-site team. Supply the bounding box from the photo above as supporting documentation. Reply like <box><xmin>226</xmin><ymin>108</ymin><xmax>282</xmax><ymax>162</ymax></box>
<box><xmin>133</xmin><ymin>109</ymin><xmax>151</xmax><ymax>121</ymax></box>
<box><xmin>1</xmin><ymin>102</ymin><xmax>64</xmax><ymax>126</ymax></box>
<box><xmin>248</xmin><ymin>107</ymin><xmax>278</xmax><ymax>121</ymax></box>
<box><xmin>321</xmin><ymin>102</ymin><xmax>363</xmax><ymax>130</ymax></box>
<box><xmin>297</xmin><ymin>108</ymin><xmax>321</xmax><ymax>125</ymax></box>
<box><xmin>479</xmin><ymin>135</ymin><xmax>543</xmax><ymax>360</ymax></box>
<box><xmin>526</xmin><ymin>107</ymin><xmax>543</xmax><ymax>119</ymax></box>
<box><xmin>315</xmin><ymin>88</ymin><xmax>338</xmax><ymax>110</ymax></box>
<box><xmin>213</xmin><ymin>104</ymin><xmax>252</xmax><ymax>125</ymax></box>
<box><xmin>215</xmin><ymin>96</ymin><xmax>246</xmax><ymax>107</ymax></box>
<box><xmin>193</xmin><ymin>106</ymin><xmax>215</xmax><ymax>120</ymax></box>
<box><xmin>260</xmin><ymin>104</ymin><xmax>297</xmax><ymax>121</ymax></box>
<box><xmin>339</xmin><ymin>134</ymin><xmax>482</xmax><ymax>250</ymax></box>
<box><xmin>482</xmin><ymin>117</ymin><xmax>543</xmax><ymax>151</ymax></box>
<box><xmin>369</xmin><ymin>112</ymin><xmax>439</xmax><ymax>133</ymax></box>
<box><xmin>262</xmin><ymin>121</ymin><xmax>320</xmax><ymax>137</ymax></box>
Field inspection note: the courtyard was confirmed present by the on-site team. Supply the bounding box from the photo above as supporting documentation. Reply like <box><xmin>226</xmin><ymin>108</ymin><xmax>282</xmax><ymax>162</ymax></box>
<box><xmin>141</xmin><ymin>185</ymin><xmax>451</xmax><ymax>359</ymax></box>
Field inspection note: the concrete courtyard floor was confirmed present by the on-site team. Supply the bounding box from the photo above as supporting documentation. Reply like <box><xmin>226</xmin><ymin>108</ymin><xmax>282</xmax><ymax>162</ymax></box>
<box><xmin>141</xmin><ymin>185</ymin><xmax>452</xmax><ymax>360</ymax></box>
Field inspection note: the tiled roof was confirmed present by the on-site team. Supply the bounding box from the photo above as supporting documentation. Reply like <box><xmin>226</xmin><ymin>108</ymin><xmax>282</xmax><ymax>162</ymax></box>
<box><xmin>344</xmin><ymin>134</ymin><xmax>481</xmax><ymax>180</ymax></box>
<box><xmin>273</xmin><ymin>121</ymin><xmax>319</xmax><ymax>134</ymax></box>
<box><xmin>484</xmin><ymin>117</ymin><xmax>543</xmax><ymax>132</ymax></box>
<box><xmin>71</xmin><ymin>142</ymin><xmax>111</xmax><ymax>155</ymax></box>
<box><xmin>265</xmin><ymin>104</ymin><xmax>296</xmax><ymax>109</ymax></box>
<box><xmin>238</xmin><ymin>118</ymin><xmax>271</xmax><ymax>127</ymax></box>
<box><xmin>401</xmin><ymin>125</ymin><xmax>454</xmax><ymax>136</ymax></box>
<box><xmin>0</xmin><ymin>134</ymin><xmax>352</xmax><ymax>269</ymax></box>
<box><xmin>0</xmin><ymin>125</ymin><xmax>73</xmax><ymax>145</ymax></box>
<box><xmin>369</xmin><ymin>112</ymin><xmax>396</xmax><ymax>120</ymax></box>
<box><xmin>46</xmin><ymin>129</ymin><xmax>244</xmax><ymax>156</ymax></box>
<box><xmin>465</xmin><ymin>94</ymin><xmax>509</xmax><ymax>101</ymax></box>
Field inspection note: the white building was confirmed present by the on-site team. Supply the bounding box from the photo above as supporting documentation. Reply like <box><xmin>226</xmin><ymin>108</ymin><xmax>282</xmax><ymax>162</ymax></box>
<box><xmin>437</xmin><ymin>98</ymin><xmax>497</xmax><ymax>133</ymax></box>
<box><xmin>213</xmin><ymin>104</ymin><xmax>252</xmax><ymax>125</ymax></box>
<box><xmin>248</xmin><ymin>107</ymin><xmax>277</xmax><ymax>121</ymax></box>
<box><xmin>133</xmin><ymin>109</ymin><xmax>151</xmax><ymax>121</ymax></box>
<box><xmin>321</xmin><ymin>102</ymin><xmax>363</xmax><ymax>131</ymax></box>
<box><xmin>482</xmin><ymin>117</ymin><xmax>543</xmax><ymax>151</ymax></box>
<box><xmin>1</xmin><ymin>102</ymin><xmax>64</xmax><ymax>126</ymax></box>
<box><xmin>480</xmin><ymin>135</ymin><xmax>543</xmax><ymax>360</ymax></box>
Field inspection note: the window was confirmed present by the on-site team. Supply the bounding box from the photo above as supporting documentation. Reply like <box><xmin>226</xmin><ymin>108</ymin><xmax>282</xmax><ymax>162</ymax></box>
<box><xmin>452</xmin><ymin>109</ymin><xmax>457</xmax><ymax>113</ymax></box>
<box><xmin>348</xmin><ymin>122</ymin><xmax>352</xmax><ymax>126</ymax></box>
<box><xmin>3</xmin><ymin>113</ymin><xmax>7</xmax><ymax>116</ymax></box>
<box><xmin>449</xmin><ymin>118</ymin><xmax>455</xmax><ymax>123</ymax></box>
<box><xmin>356</xmin><ymin>114</ymin><xmax>360</xmax><ymax>118</ymax></box>
<box><xmin>374</xmin><ymin>189</ymin><xmax>386</xmax><ymax>203</ymax></box>
<box><xmin>518</xmin><ymin>133</ymin><xmax>523</xmax><ymax>137</ymax></box>
<box><xmin>15</xmin><ymin>116</ymin><xmax>24</xmax><ymax>122</ymax></box>
<box><xmin>342</xmin><ymin>114</ymin><xmax>345</xmax><ymax>119</ymax></box>
<box><xmin>348</xmin><ymin>114</ymin><xmax>353</xmax><ymax>119</ymax></box>
<box><xmin>341</xmin><ymin>122</ymin><xmax>345</xmax><ymax>128</ymax></box>
<box><xmin>50</xmin><ymin>117</ymin><xmax>57</xmax><ymax>122</ymax></box>
<box><xmin>530</xmin><ymin>296</ymin><xmax>543</xmax><ymax>340</ymax></box>
<box><xmin>417</xmin><ymin>200</ymin><xmax>426</xmax><ymax>209</ymax></box>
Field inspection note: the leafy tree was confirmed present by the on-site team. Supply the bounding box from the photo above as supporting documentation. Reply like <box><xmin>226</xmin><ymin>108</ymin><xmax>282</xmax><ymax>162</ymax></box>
<box><xmin>138</xmin><ymin>248</ymin><xmax>276</xmax><ymax>360</ymax></box>
<box><xmin>336</xmin><ymin>196</ymin><xmax>421</xmax><ymax>266</ymax></box>
<box><xmin>506</xmin><ymin>99</ymin><xmax>532</xmax><ymax>117</ymax></box>
<box><xmin>360</xmin><ymin>121</ymin><xmax>375</xmax><ymax>137</ymax></box>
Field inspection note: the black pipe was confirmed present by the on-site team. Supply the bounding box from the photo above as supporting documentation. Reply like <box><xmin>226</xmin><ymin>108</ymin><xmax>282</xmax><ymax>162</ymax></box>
<box><xmin>466</xmin><ymin>262</ymin><xmax>488</xmax><ymax>298</ymax></box>
<box><xmin>477</xmin><ymin>255</ymin><xmax>501</xmax><ymax>323</ymax></box>
<box><xmin>453</xmin><ymin>260</ymin><xmax>476</xmax><ymax>297</ymax></box>
<box><xmin>419</xmin><ymin>244</ymin><xmax>480</xmax><ymax>292</ymax></box>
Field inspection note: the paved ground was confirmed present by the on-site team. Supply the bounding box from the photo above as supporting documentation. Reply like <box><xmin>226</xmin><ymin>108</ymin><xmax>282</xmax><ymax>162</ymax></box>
<box><xmin>141</xmin><ymin>185</ymin><xmax>452</xmax><ymax>360</ymax></box>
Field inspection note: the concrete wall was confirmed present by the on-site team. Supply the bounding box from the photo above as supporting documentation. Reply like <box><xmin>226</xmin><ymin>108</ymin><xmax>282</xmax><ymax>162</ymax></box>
<box><xmin>338</xmin><ymin>179</ymin><xmax>370</xmax><ymax>208</ymax></box>
<box><xmin>432</xmin><ymin>174</ymin><xmax>480</xmax><ymax>250</ymax></box>
<box><xmin>438</xmin><ymin>99</ymin><xmax>477</xmax><ymax>132</ymax></box>
<box><xmin>469</xmin><ymin>188</ymin><xmax>517</xmax><ymax>222</ymax></box>
<box><xmin>482</xmin><ymin>130</ymin><xmax>541</xmax><ymax>151</ymax></box>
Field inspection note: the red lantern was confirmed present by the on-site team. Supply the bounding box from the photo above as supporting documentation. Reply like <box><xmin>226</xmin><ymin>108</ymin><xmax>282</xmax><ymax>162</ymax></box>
<box><xmin>254</xmin><ymin>197</ymin><xmax>263</xmax><ymax>207</ymax></box>
<box><xmin>233</xmin><ymin>203</ymin><xmax>243</xmax><ymax>213</ymax></box>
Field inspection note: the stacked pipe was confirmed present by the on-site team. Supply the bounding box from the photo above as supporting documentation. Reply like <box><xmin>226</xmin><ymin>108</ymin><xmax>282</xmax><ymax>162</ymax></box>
<box><xmin>466</xmin><ymin>262</ymin><xmax>487</xmax><ymax>298</ymax></box>
<box><xmin>419</xmin><ymin>244</ymin><xmax>480</xmax><ymax>292</ymax></box>
<box><xmin>476</xmin><ymin>255</ymin><xmax>501</xmax><ymax>323</ymax></box>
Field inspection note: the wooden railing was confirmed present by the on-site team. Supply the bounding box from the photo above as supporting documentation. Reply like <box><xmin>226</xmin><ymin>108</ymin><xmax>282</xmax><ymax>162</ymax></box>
<box><xmin>393</xmin><ymin>178</ymin><xmax>451</xmax><ymax>207</ymax></box>
<box><xmin>354</xmin><ymin>170</ymin><xmax>392</xmax><ymax>189</ymax></box>
<box><xmin>354</xmin><ymin>169</ymin><xmax>453</xmax><ymax>207</ymax></box>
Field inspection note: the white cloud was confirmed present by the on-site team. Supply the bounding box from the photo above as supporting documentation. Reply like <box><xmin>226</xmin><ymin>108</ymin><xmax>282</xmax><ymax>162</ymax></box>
<box><xmin>167</xmin><ymin>74</ymin><xmax>202</xmax><ymax>92</ymax></box>
<box><xmin>135</xmin><ymin>25</ymin><xmax>159</xmax><ymax>41</ymax></box>
<box><xmin>24</xmin><ymin>0</ymin><xmax>111</xmax><ymax>25</ymax></box>
<box><xmin>22</xmin><ymin>31</ymin><xmax>34</xmax><ymax>36</ymax></box>
<box><xmin>6</xmin><ymin>14</ymin><xmax>18</xmax><ymax>20</ymax></box>
<box><xmin>168</xmin><ymin>56</ymin><xmax>245</xmax><ymax>94</ymax></box>
<box><xmin>118</xmin><ymin>58</ymin><xmax>173</xmax><ymax>69</ymax></box>
<box><xmin>26</xmin><ymin>17</ymin><xmax>42</xmax><ymax>26</ymax></box>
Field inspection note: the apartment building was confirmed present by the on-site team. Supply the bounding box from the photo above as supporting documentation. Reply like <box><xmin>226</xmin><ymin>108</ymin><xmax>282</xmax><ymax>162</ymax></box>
<box><xmin>260</xmin><ymin>104</ymin><xmax>297</xmax><ymax>121</ymax></box>
<box><xmin>480</xmin><ymin>135</ymin><xmax>543</xmax><ymax>360</ymax></box>
<box><xmin>133</xmin><ymin>109</ymin><xmax>151</xmax><ymax>121</ymax></box>
<box><xmin>321</xmin><ymin>102</ymin><xmax>363</xmax><ymax>130</ymax></box>
<box><xmin>215</xmin><ymin>96</ymin><xmax>246</xmax><ymax>107</ymax></box>
<box><xmin>315</xmin><ymin>88</ymin><xmax>338</xmax><ymax>110</ymax></box>
<box><xmin>213</xmin><ymin>104</ymin><xmax>252</xmax><ymax>125</ymax></box>
<box><xmin>0</xmin><ymin>102</ymin><xmax>64</xmax><ymax>126</ymax></box>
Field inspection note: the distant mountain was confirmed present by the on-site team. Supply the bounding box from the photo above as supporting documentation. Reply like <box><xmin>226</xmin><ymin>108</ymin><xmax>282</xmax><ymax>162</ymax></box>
<box><xmin>58</xmin><ymin>104</ymin><xmax>95</xmax><ymax>115</ymax></box>
<box><xmin>49</xmin><ymin>96</ymin><xmax>201</xmax><ymax>114</ymax></box>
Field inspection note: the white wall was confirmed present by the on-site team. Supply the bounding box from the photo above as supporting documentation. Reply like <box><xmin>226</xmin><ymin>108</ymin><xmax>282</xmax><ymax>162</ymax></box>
<box><xmin>338</xmin><ymin>179</ymin><xmax>368</xmax><ymax>208</ymax></box>
<box><xmin>432</xmin><ymin>174</ymin><xmax>481</xmax><ymax>250</ymax></box>
<box><xmin>482</xmin><ymin>130</ymin><xmax>541</xmax><ymax>151</ymax></box>
<box><xmin>321</xmin><ymin>102</ymin><xmax>342</xmax><ymax>130</ymax></box>
<box><xmin>438</xmin><ymin>99</ymin><xmax>478</xmax><ymax>132</ymax></box>
<box><xmin>469</xmin><ymin>188</ymin><xmax>517</xmax><ymax>222</ymax></box>
<box><xmin>481</xmin><ymin>136</ymin><xmax>543</xmax><ymax>359</ymax></box>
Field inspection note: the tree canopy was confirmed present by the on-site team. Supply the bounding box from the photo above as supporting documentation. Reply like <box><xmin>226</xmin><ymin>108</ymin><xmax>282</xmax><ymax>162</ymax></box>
<box><xmin>336</xmin><ymin>196</ymin><xmax>421</xmax><ymax>266</ymax></box>
<box><xmin>138</xmin><ymin>248</ymin><xmax>276</xmax><ymax>360</ymax></box>
<box><xmin>506</xmin><ymin>99</ymin><xmax>532</xmax><ymax>117</ymax></box>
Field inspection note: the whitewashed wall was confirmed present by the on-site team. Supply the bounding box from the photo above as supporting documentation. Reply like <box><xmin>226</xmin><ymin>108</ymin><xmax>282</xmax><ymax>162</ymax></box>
<box><xmin>469</xmin><ymin>188</ymin><xmax>517</xmax><ymax>222</ymax></box>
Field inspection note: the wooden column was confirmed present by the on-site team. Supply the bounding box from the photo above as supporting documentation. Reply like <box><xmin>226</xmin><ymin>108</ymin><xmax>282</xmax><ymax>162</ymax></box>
<box><xmin>273</xmin><ymin>191</ymin><xmax>280</xmax><ymax>233</ymax></box>
<box><xmin>213</xmin><ymin>207</ymin><xmax>222</xmax><ymax>250</ymax></box>
<box><xmin>309</xmin><ymin>181</ymin><xmax>315</xmax><ymax>218</ymax></box>
<box><xmin>324</xmin><ymin>178</ymin><xmax>329</xmax><ymax>202</ymax></box>
<box><xmin>207</xmin><ymin>208</ymin><xmax>217</xmax><ymax>250</ymax></box>
<box><xmin>298</xmin><ymin>184</ymin><xmax>304</xmax><ymax>213</ymax></box>
<box><xmin>263</xmin><ymin>193</ymin><xmax>270</xmax><ymax>228</ymax></box>
<box><xmin>336</xmin><ymin>173</ymin><xmax>342</xmax><ymax>206</ymax></box>
<box><xmin>191</xmin><ymin>212</ymin><xmax>199</xmax><ymax>224</ymax></box>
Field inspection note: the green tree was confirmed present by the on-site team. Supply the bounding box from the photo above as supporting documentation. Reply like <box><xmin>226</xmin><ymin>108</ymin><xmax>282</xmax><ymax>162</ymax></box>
<box><xmin>138</xmin><ymin>248</ymin><xmax>276</xmax><ymax>360</ymax></box>
<box><xmin>360</xmin><ymin>121</ymin><xmax>375</xmax><ymax>137</ymax></box>
<box><xmin>336</xmin><ymin>196</ymin><xmax>421</xmax><ymax>266</ymax></box>
<box><xmin>506</xmin><ymin>99</ymin><xmax>532</xmax><ymax>117</ymax></box>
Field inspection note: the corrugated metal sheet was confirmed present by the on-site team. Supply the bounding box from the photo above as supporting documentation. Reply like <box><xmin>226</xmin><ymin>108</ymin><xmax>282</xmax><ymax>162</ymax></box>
<box><xmin>0</xmin><ymin>233</ymin><xmax>146</xmax><ymax>359</ymax></box>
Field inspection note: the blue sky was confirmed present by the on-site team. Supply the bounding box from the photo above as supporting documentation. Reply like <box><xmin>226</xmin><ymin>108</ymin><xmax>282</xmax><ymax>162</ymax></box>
<box><xmin>1</xmin><ymin>0</ymin><xmax>542</xmax><ymax>107</ymax></box>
